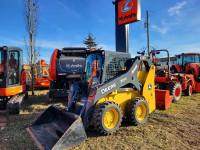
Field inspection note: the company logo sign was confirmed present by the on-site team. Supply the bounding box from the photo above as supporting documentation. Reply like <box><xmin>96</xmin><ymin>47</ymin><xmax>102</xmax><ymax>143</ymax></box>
<box><xmin>101</xmin><ymin>83</ymin><xmax>116</xmax><ymax>94</ymax></box>
<box><xmin>121</xmin><ymin>0</ymin><xmax>133</xmax><ymax>12</ymax></box>
<box><xmin>148</xmin><ymin>84</ymin><xmax>152</xmax><ymax>90</ymax></box>
<box><xmin>118</xmin><ymin>0</ymin><xmax>141</xmax><ymax>25</ymax></box>
<box><xmin>66</xmin><ymin>64</ymin><xmax>83</xmax><ymax>68</ymax></box>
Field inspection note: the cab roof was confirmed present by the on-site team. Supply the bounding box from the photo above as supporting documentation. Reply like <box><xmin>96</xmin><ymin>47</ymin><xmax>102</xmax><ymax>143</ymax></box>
<box><xmin>0</xmin><ymin>46</ymin><xmax>22</xmax><ymax>51</ymax></box>
<box><xmin>176</xmin><ymin>53</ymin><xmax>199</xmax><ymax>56</ymax></box>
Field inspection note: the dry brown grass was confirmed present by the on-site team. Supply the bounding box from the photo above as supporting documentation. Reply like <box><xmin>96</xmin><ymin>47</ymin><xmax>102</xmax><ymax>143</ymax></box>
<box><xmin>0</xmin><ymin>90</ymin><xmax>200</xmax><ymax>150</ymax></box>
<box><xmin>0</xmin><ymin>90</ymin><xmax>67</xmax><ymax>150</ymax></box>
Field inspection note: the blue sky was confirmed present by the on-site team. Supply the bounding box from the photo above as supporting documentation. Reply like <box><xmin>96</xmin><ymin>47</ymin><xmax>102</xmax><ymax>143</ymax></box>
<box><xmin>0</xmin><ymin>0</ymin><xmax>200</xmax><ymax>63</ymax></box>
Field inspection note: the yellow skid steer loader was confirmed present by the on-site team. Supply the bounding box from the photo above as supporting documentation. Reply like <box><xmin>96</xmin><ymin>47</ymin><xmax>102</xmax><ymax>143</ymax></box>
<box><xmin>27</xmin><ymin>50</ymin><xmax>157</xmax><ymax>149</ymax></box>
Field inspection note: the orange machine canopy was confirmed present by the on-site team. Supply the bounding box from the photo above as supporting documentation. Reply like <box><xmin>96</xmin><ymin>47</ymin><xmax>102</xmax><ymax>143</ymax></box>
<box><xmin>37</xmin><ymin>60</ymin><xmax>47</xmax><ymax>66</ymax></box>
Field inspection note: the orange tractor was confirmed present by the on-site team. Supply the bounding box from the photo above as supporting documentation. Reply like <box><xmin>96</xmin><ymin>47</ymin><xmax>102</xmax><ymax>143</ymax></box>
<box><xmin>153</xmin><ymin>50</ymin><xmax>199</xmax><ymax>102</ymax></box>
<box><xmin>170</xmin><ymin>52</ymin><xmax>200</xmax><ymax>94</ymax></box>
<box><xmin>171</xmin><ymin>53</ymin><xmax>200</xmax><ymax>77</ymax></box>
<box><xmin>0</xmin><ymin>46</ymin><xmax>28</xmax><ymax>128</ymax></box>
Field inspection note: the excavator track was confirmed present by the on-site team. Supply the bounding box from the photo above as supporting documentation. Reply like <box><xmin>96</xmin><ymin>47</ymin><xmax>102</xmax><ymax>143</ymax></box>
<box><xmin>0</xmin><ymin>110</ymin><xmax>8</xmax><ymax>130</ymax></box>
<box><xmin>0</xmin><ymin>92</ymin><xmax>28</xmax><ymax>129</ymax></box>
<box><xmin>6</xmin><ymin>92</ymin><xmax>28</xmax><ymax>114</ymax></box>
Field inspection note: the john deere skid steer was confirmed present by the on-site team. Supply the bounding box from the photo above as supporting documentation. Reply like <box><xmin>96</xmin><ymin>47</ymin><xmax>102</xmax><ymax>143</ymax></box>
<box><xmin>27</xmin><ymin>50</ymin><xmax>156</xmax><ymax>150</ymax></box>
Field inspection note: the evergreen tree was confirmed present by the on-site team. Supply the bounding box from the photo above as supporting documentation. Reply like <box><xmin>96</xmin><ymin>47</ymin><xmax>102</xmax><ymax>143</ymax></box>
<box><xmin>83</xmin><ymin>32</ymin><xmax>101</xmax><ymax>50</ymax></box>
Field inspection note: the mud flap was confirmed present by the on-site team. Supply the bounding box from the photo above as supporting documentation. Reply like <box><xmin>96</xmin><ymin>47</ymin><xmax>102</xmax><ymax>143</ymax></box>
<box><xmin>27</xmin><ymin>105</ymin><xmax>87</xmax><ymax>150</ymax></box>
<box><xmin>0</xmin><ymin>110</ymin><xmax>8</xmax><ymax>129</ymax></box>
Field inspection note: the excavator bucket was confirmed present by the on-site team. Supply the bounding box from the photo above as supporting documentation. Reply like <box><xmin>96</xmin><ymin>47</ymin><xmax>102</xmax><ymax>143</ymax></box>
<box><xmin>0</xmin><ymin>110</ymin><xmax>8</xmax><ymax>129</ymax></box>
<box><xmin>26</xmin><ymin>105</ymin><xmax>87</xmax><ymax>150</ymax></box>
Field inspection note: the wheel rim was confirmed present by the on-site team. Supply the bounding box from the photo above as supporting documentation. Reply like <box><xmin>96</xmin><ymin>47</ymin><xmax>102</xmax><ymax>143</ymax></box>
<box><xmin>189</xmin><ymin>86</ymin><xmax>192</xmax><ymax>95</ymax></box>
<box><xmin>136</xmin><ymin>104</ymin><xmax>147</xmax><ymax>121</ymax></box>
<box><xmin>103</xmin><ymin>108</ymin><xmax>119</xmax><ymax>129</ymax></box>
<box><xmin>175</xmin><ymin>87</ymin><xmax>181</xmax><ymax>98</ymax></box>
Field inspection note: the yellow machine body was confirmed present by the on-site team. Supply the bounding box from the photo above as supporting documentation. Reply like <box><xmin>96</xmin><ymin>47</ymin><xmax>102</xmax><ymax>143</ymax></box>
<box><xmin>96</xmin><ymin>65</ymin><xmax>156</xmax><ymax>116</ymax></box>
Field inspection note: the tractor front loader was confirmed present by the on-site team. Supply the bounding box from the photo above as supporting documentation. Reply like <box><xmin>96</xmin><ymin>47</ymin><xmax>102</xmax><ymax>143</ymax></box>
<box><xmin>152</xmin><ymin>50</ymin><xmax>182</xmax><ymax>102</ymax></box>
<box><xmin>153</xmin><ymin>50</ymin><xmax>198</xmax><ymax>99</ymax></box>
<box><xmin>27</xmin><ymin>50</ymin><xmax>169</xmax><ymax>150</ymax></box>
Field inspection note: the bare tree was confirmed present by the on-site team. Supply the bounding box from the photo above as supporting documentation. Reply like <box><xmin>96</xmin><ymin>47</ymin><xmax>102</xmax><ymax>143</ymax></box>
<box><xmin>23</xmin><ymin>0</ymin><xmax>39</xmax><ymax>95</ymax></box>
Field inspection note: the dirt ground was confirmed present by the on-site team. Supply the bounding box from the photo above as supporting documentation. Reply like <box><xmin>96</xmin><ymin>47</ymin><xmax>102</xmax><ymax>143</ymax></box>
<box><xmin>0</xmin><ymin>90</ymin><xmax>200</xmax><ymax>150</ymax></box>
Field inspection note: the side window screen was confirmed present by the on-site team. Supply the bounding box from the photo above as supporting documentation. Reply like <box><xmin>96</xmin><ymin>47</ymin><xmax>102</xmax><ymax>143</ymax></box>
<box><xmin>105</xmin><ymin>57</ymin><xmax>129</xmax><ymax>82</ymax></box>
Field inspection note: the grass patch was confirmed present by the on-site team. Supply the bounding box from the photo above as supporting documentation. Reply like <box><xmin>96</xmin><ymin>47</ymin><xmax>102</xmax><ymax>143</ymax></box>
<box><xmin>0</xmin><ymin>91</ymin><xmax>200</xmax><ymax>150</ymax></box>
<box><xmin>0</xmin><ymin>90</ymin><xmax>67</xmax><ymax>150</ymax></box>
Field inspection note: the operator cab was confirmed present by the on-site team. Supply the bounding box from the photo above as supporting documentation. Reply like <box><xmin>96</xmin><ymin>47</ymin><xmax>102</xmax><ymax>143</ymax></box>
<box><xmin>177</xmin><ymin>53</ymin><xmax>200</xmax><ymax>66</ymax></box>
<box><xmin>0</xmin><ymin>46</ymin><xmax>22</xmax><ymax>88</ymax></box>
<box><xmin>85</xmin><ymin>52</ymin><xmax>104</xmax><ymax>87</ymax></box>
<box><xmin>84</xmin><ymin>50</ymin><xmax>131</xmax><ymax>88</ymax></box>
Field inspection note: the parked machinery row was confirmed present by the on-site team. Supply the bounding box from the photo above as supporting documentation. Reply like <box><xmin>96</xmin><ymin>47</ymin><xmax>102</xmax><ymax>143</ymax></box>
<box><xmin>27</xmin><ymin>49</ymin><xmax>182</xmax><ymax>150</ymax></box>
<box><xmin>1</xmin><ymin>46</ymin><xmax>199</xmax><ymax>149</ymax></box>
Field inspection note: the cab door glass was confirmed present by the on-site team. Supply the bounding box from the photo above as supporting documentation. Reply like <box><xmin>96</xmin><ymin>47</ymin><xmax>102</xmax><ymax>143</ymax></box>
<box><xmin>0</xmin><ymin>50</ymin><xmax>5</xmax><ymax>85</ymax></box>
<box><xmin>177</xmin><ymin>55</ymin><xmax>182</xmax><ymax>65</ymax></box>
<box><xmin>8</xmin><ymin>51</ymin><xmax>19</xmax><ymax>85</ymax></box>
<box><xmin>85</xmin><ymin>54</ymin><xmax>102</xmax><ymax>84</ymax></box>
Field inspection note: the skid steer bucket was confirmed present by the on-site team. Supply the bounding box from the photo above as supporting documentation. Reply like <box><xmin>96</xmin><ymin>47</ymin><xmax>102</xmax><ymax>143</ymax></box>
<box><xmin>0</xmin><ymin>110</ymin><xmax>8</xmax><ymax>129</ymax></box>
<box><xmin>27</xmin><ymin>105</ymin><xmax>87</xmax><ymax>150</ymax></box>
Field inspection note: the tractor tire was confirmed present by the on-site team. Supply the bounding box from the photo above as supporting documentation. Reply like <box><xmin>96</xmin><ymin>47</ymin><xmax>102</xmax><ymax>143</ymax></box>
<box><xmin>185</xmin><ymin>85</ymin><xmax>192</xmax><ymax>96</ymax></box>
<box><xmin>168</xmin><ymin>82</ymin><xmax>182</xmax><ymax>102</ymax></box>
<box><xmin>126</xmin><ymin>97</ymin><xmax>149</xmax><ymax>126</ymax></box>
<box><xmin>93</xmin><ymin>101</ymin><xmax>122</xmax><ymax>135</ymax></box>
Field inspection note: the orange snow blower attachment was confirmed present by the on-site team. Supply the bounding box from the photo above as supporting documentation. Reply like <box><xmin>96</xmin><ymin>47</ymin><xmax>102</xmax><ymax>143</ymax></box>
<box><xmin>26</xmin><ymin>105</ymin><xmax>87</xmax><ymax>150</ymax></box>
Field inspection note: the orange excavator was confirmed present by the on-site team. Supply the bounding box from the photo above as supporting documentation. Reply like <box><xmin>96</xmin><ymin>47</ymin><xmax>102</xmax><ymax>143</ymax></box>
<box><xmin>34</xmin><ymin>60</ymin><xmax>51</xmax><ymax>88</ymax></box>
<box><xmin>0</xmin><ymin>46</ymin><xmax>28</xmax><ymax>129</ymax></box>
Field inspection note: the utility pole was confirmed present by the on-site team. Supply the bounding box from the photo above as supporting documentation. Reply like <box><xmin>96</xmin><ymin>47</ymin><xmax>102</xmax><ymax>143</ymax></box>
<box><xmin>145</xmin><ymin>10</ymin><xmax>150</xmax><ymax>56</ymax></box>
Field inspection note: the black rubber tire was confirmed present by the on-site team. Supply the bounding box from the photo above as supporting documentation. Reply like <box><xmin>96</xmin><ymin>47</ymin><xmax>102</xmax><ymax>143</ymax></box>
<box><xmin>93</xmin><ymin>101</ymin><xmax>122</xmax><ymax>135</ymax></box>
<box><xmin>167</xmin><ymin>82</ymin><xmax>182</xmax><ymax>102</ymax></box>
<box><xmin>185</xmin><ymin>85</ymin><xmax>192</xmax><ymax>96</ymax></box>
<box><xmin>126</xmin><ymin>97</ymin><xmax>149</xmax><ymax>126</ymax></box>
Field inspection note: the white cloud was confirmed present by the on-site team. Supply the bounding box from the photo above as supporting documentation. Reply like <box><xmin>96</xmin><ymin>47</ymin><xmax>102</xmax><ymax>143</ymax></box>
<box><xmin>0</xmin><ymin>37</ymin><xmax>24</xmax><ymax>47</ymax></box>
<box><xmin>168</xmin><ymin>1</ymin><xmax>187</xmax><ymax>16</ymax></box>
<box><xmin>151</xmin><ymin>20</ymin><xmax>168</xmax><ymax>35</ymax></box>
<box><xmin>56</xmin><ymin>1</ymin><xmax>83</xmax><ymax>19</ymax></box>
<box><xmin>99</xmin><ymin>44</ymin><xmax>115</xmax><ymax>51</ymax></box>
<box><xmin>38</xmin><ymin>40</ymin><xmax>70</xmax><ymax>49</ymax></box>
<box><xmin>174</xmin><ymin>43</ymin><xmax>200</xmax><ymax>53</ymax></box>
<box><xmin>151</xmin><ymin>24</ymin><xmax>168</xmax><ymax>35</ymax></box>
